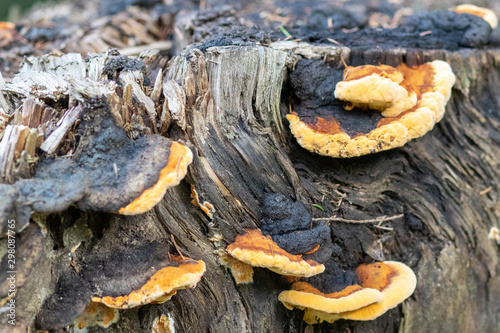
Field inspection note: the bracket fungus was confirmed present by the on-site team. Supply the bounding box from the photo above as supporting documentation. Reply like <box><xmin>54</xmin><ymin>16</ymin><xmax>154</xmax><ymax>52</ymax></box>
<box><xmin>335</xmin><ymin>64</ymin><xmax>417</xmax><ymax>118</ymax></box>
<box><xmin>219</xmin><ymin>251</ymin><xmax>255</xmax><ymax>284</ymax></box>
<box><xmin>279</xmin><ymin>261</ymin><xmax>416</xmax><ymax>324</ymax></box>
<box><xmin>73</xmin><ymin>301</ymin><xmax>119</xmax><ymax>332</ymax></box>
<box><xmin>151</xmin><ymin>314</ymin><xmax>176</xmax><ymax>333</ymax></box>
<box><xmin>226</xmin><ymin>229</ymin><xmax>325</xmax><ymax>277</ymax></box>
<box><xmin>450</xmin><ymin>4</ymin><xmax>498</xmax><ymax>29</ymax></box>
<box><xmin>279</xmin><ymin>282</ymin><xmax>383</xmax><ymax>324</ymax></box>
<box><xmin>92</xmin><ymin>257</ymin><xmax>206</xmax><ymax>309</ymax></box>
<box><xmin>287</xmin><ymin>60</ymin><xmax>456</xmax><ymax>157</ymax></box>
<box><xmin>337</xmin><ymin>261</ymin><xmax>417</xmax><ymax>321</ymax></box>
<box><xmin>118</xmin><ymin>141</ymin><xmax>193</xmax><ymax>215</ymax></box>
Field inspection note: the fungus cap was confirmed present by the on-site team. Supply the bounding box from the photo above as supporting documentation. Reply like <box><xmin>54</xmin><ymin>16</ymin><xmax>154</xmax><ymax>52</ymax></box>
<box><xmin>335</xmin><ymin>65</ymin><xmax>417</xmax><ymax>117</ymax></box>
<box><xmin>287</xmin><ymin>60</ymin><xmax>455</xmax><ymax>158</ymax></box>
<box><xmin>91</xmin><ymin>257</ymin><xmax>205</xmax><ymax>309</ymax></box>
<box><xmin>338</xmin><ymin>261</ymin><xmax>417</xmax><ymax>321</ymax></box>
<box><xmin>118</xmin><ymin>142</ymin><xmax>193</xmax><ymax>215</ymax></box>
<box><xmin>226</xmin><ymin>229</ymin><xmax>325</xmax><ymax>277</ymax></box>
<box><xmin>279</xmin><ymin>281</ymin><xmax>383</xmax><ymax>314</ymax></box>
<box><xmin>451</xmin><ymin>4</ymin><xmax>498</xmax><ymax>29</ymax></box>
<box><xmin>73</xmin><ymin>301</ymin><xmax>119</xmax><ymax>331</ymax></box>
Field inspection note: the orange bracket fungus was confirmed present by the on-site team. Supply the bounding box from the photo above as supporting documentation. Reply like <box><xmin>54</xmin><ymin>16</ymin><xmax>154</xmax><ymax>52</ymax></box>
<box><xmin>287</xmin><ymin>60</ymin><xmax>456</xmax><ymax>158</ymax></box>
<box><xmin>279</xmin><ymin>260</ymin><xmax>416</xmax><ymax>324</ymax></box>
<box><xmin>337</xmin><ymin>261</ymin><xmax>417</xmax><ymax>321</ymax></box>
<box><xmin>279</xmin><ymin>282</ymin><xmax>383</xmax><ymax>324</ymax></box>
<box><xmin>73</xmin><ymin>301</ymin><xmax>119</xmax><ymax>332</ymax></box>
<box><xmin>118</xmin><ymin>141</ymin><xmax>193</xmax><ymax>215</ymax></box>
<box><xmin>226</xmin><ymin>229</ymin><xmax>325</xmax><ymax>277</ymax></box>
<box><xmin>450</xmin><ymin>4</ymin><xmax>498</xmax><ymax>29</ymax></box>
<box><xmin>334</xmin><ymin>64</ymin><xmax>417</xmax><ymax>118</ymax></box>
<box><xmin>151</xmin><ymin>314</ymin><xmax>176</xmax><ymax>333</ymax></box>
<box><xmin>35</xmin><ymin>237</ymin><xmax>198</xmax><ymax>330</ymax></box>
<box><xmin>219</xmin><ymin>251</ymin><xmax>255</xmax><ymax>284</ymax></box>
<box><xmin>92</xmin><ymin>256</ymin><xmax>206</xmax><ymax>309</ymax></box>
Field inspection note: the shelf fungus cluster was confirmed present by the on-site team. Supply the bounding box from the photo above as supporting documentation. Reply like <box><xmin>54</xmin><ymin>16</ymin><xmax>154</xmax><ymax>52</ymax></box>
<box><xmin>287</xmin><ymin>60</ymin><xmax>456</xmax><ymax>157</ymax></box>
<box><xmin>279</xmin><ymin>261</ymin><xmax>417</xmax><ymax>324</ymax></box>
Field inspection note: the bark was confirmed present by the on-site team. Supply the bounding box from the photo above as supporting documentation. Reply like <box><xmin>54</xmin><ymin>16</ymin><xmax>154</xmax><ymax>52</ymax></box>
<box><xmin>0</xmin><ymin>6</ymin><xmax>500</xmax><ymax>333</ymax></box>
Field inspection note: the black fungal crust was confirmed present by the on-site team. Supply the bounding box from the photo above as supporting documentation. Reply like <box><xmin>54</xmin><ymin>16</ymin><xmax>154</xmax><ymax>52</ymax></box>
<box><xmin>304</xmin><ymin>259</ymin><xmax>361</xmax><ymax>294</ymax></box>
<box><xmin>271</xmin><ymin>222</ymin><xmax>330</xmax><ymax>255</ymax></box>
<box><xmin>402</xmin><ymin>11</ymin><xmax>492</xmax><ymax>48</ymax></box>
<box><xmin>260</xmin><ymin>192</ymin><xmax>331</xmax><ymax>255</ymax></box>
<box><xmin>289</xmin><ymin>59</ymin><xmax>384</xmax><ymax>138</ymax></box>
<box><xmin>35</xmin><ymin>271</ymin><xmax>93</xmax><ymax>330</ymax></box>
<box><xmin>260</xmin><ymin>192</ymin><xmax>311</xmax><ymax>235</ymax></box>
<box><xmin>14</xmin><ymin>159</ymin><xmax>88</xmax><ymax>213</ymax></box>
<box><xmin>10</xmin><ymin>103</ymin><xmax>174</xmax><ymax>214</ymax></box>
<box><xmin>293</xmin><ymin>10</ymin><xmax>492</xmax><ymax>50</ymax></box>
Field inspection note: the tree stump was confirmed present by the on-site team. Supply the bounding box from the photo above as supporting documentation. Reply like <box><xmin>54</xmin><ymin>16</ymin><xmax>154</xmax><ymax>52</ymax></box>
<box><xmin>0</xmin><ymin>5</ymin><xmax>499</xmax><ymax>333</ymax></box>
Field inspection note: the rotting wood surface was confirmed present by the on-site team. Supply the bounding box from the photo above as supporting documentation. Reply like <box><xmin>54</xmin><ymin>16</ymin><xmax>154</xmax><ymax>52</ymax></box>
<box><xmin>0</xmin><ymin>5</ymin><xmax>499</xmax><ymax>333</ymax></box>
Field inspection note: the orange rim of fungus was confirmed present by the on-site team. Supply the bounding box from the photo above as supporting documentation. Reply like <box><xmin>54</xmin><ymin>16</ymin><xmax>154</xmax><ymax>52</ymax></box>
<box><xmin>279</xmin><ymin>281</ymin><xmax>383</xmax><ymax>314</ymax></box>
<box><xmin>118</xmin><ymin>142</ymin><xmax>193</xmax><ymax>215</ymax></box>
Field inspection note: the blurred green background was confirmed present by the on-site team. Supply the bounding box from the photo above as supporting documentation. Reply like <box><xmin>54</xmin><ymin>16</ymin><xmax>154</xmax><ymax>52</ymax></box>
<box><xmin>0</xmin><ymin>0</ymin><xmax>53</xmax><ymax>21</ymax></box>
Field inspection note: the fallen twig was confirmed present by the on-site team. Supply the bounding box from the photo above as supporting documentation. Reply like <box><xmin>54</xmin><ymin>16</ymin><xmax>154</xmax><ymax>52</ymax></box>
<box><xmin>327</xmin><ymin>38</ymin><xmax>344</xmax><ymax>46</ymax></box>
<box><xmin>479</xmin><ymin>186</ymin><xmax>493</xmax><ymax>195</ymax></box>
<box><xmin>312</xmin><ymin>213</ymin><xmax>404</xmax><ymax>224</ymax></box>
<box><xmin>170</xmin><ymin>234</ymin><xmax>185</xmax><ymax>260</ymax></box>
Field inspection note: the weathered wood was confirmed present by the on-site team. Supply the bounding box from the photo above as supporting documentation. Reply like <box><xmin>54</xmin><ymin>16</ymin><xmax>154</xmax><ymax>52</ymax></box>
<box><xmin>39</xmin><ymin>105</ymin><xmax>83</xmax><ymax>154</ymax></box>
<box><xmin>0</xmin><ymin>7</ymin><xmax>500</xmax><ymax>333</ymax></box>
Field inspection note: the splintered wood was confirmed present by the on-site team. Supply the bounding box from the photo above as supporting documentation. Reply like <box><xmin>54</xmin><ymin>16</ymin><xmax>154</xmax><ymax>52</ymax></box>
<box><xmin>0</xmin><ymin>50</ymin><xmax>173</xmax><ymax>183</ymax></box>
<box><xmin>39</xmin><ymin>105</ymin><xmax>83</xmax><ymax>154</ymax></box>
<box><xmin>0</xmin><ymin>125</ymin><xmax>30</xmax><ymax>183</ymax></box>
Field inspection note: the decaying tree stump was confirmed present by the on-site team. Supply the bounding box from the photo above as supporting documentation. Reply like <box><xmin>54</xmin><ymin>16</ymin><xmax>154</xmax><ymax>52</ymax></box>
<box><xmin>0</xmin><ymin>3</ymin><xmax>499</xmax><ymax>333</ymax></box>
